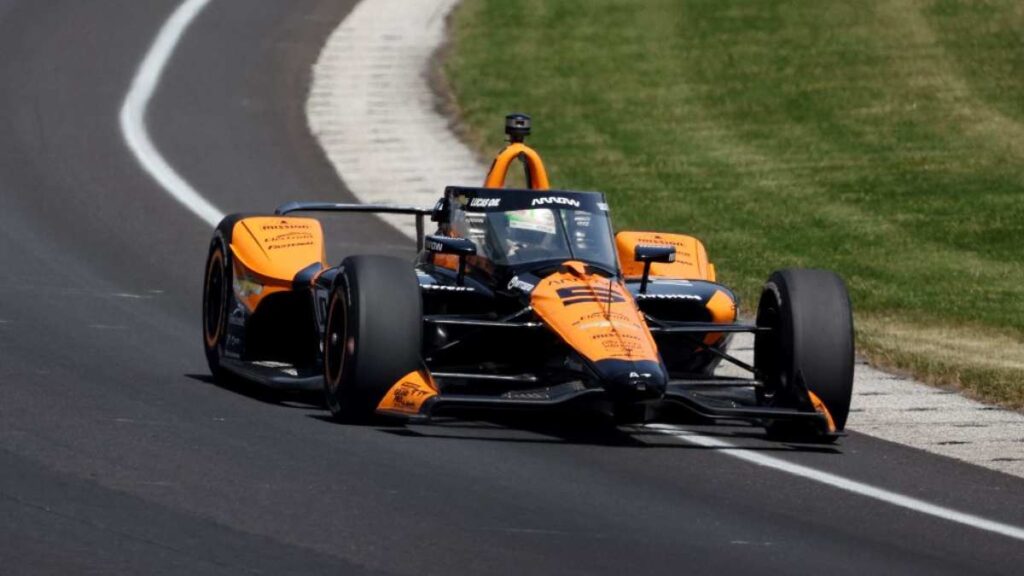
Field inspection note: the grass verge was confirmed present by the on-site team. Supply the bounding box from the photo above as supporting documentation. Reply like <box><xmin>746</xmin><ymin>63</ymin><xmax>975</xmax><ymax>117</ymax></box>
<box><xmin>444</xmin><ymin>0</ymin><xmax>1024</xmax><ymax>408</ymax></box>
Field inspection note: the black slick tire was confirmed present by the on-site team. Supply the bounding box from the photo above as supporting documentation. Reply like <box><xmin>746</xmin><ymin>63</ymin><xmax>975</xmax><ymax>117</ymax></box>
<box><xmin>754</xmin><ymin>268</ymin><xmax>854</xmax><ymax>438</ymax></box>
<box><xmin>323</xmin><ymin>255</ymin><xmax>423</xmax><ymax>422</ymax></box>
<box><xmin>202</xmin><ymin>214</ymin><xmax>253</xmax><ymax>382</ymax></box>
<box><xmin>203</xmin><ymin>228</ymin><xmax>233</xmax><ymax>380</ymax></box>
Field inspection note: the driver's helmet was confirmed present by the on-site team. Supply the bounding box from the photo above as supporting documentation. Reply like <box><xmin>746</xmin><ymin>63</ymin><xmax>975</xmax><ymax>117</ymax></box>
<box><xmin>506</xmin><ymin>208</ymin><xmax>557</xmax><ymax>248</ymax></box>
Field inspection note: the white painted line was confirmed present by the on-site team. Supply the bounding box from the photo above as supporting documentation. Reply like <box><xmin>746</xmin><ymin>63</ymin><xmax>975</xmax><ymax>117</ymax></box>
<box><xmin>119</xmin><ymin>0</ymin><xmax>224</xmax><ymax>227</ymax></box>
<box><xmin>718</xmin><ymin>333</ymin><xmax>1024</xmax><ymax>478</ymax></box>
<box><xmin>650</xmin><ymin>424</ymin><xmax>1024</xmax><ymax>543</ymax></box>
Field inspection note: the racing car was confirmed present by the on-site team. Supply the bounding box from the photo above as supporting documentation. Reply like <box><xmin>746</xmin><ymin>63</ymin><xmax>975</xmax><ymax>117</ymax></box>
<box><xmin>202</xmin><ymin>114</ymin><xmax>854</xmax><ymax>441</ymax></box>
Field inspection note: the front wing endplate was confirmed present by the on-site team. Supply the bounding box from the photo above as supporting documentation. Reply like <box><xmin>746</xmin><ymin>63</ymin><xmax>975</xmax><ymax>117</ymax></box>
<box><xmin>376</xmin><ymin>370</ymin><xmax>438</xmax><ymax>416</ymax></box>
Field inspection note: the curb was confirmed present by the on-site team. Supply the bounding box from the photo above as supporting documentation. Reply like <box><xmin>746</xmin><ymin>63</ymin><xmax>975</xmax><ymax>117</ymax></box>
<box><xmin>307</xmin><ymin>0</ymin><xmax>485</xmax><ymax>238</ymax></box>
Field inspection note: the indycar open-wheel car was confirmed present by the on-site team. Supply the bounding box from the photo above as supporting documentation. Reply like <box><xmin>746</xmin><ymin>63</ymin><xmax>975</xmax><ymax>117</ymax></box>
<box><xmin>202</xmin><ymin>113</ymin><xmax>855</xmax><ymax>442</ymax></box>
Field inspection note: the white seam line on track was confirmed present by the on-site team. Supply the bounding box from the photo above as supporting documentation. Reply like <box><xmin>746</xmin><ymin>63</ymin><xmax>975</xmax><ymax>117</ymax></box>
<box><xmin>120</xmin><ymin>0</ymin><xmax>224</xmax><ymax>227</ymax></box>
<box><xmin>649</xmin><ymin>424</ymin><xmax>1024</xmax><ymax>542</ymax></box>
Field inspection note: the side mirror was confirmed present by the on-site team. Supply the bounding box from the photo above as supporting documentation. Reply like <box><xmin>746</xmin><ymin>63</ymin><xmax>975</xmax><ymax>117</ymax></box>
<box><xmin>634</xmin><ymin>245</ymin><xmax>675</xmax><ymax>294</ymax></box>
<box><xmin>425</xmin><ymin>235</ymin><xmax>476</xmax><ymax>256</ymax></box>
<box><xmin>425</xmin><ymin>235</ymin><xmax>476</xmax><ymax>285</ymax></box>
<box><xmin>430</xmin><ymin>198</ymin><xmax>449</xmax><ymax>224</ymax></box>
<box><xmin>634</xmin><ymin>245</ymin><xmax>675</xmax><ymax>264</ymax></box>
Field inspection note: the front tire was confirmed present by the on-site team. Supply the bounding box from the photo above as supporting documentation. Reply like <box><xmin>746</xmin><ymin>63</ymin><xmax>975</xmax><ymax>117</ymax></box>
<box><xmin>754</xmin><ymin>269</ymin><xmax>854</xmax><ymax>437</ymax></box>
<box><xmin>323</xmin><ymin>255</ymin><xmax>423</xmax><ymax>421</ymax></box>
<box><xmin>202</xmin><ymin>214</ymin><xmax>253</xmax><ymax>381</ymax></box>
<box><xmin>202</xmin><ymin>230</ymin><xmax>234</xmax><ymax>380</ymax></box>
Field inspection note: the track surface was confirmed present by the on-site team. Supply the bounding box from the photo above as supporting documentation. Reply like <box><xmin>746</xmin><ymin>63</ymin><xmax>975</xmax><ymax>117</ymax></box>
<box><xmin>0</xmin><ymin>1</ymin><xmax>1021</xmax><ymax>573</ymax></box>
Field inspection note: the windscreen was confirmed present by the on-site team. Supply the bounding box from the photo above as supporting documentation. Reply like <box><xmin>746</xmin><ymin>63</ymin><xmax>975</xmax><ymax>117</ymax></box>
<box><xmin>447</xmin><ymin>188</ymin><xmax>618</xmax><ymax>273</ymax></box>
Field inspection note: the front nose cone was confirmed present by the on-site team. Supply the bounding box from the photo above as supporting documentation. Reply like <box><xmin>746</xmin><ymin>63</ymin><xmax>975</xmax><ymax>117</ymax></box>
<box><xmin>593</xmin><ymin>359</ymin><xmax>667</xmax><ymax>402</ymax></box>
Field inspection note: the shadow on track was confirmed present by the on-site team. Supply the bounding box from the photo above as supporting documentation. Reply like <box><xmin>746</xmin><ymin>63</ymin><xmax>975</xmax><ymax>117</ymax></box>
<box><xmin>309</xmin><ymin>408</ymin><xmax>841</xmax><ymax>454</ymax></box>
<box><xmin>186</xmin><ymin>373</ymin><xmax>325</xmax><ymax>410</ymax></box>
<box><xmin>187</xmin><ymin>373</ymin><xmax>839</xmax><ymax>454</ymax></box>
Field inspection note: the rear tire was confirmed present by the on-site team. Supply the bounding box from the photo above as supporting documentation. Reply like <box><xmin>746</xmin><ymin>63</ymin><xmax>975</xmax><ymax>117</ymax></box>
<box><xmin>754</xmin><ymin>269</ymin><xmax>854</xmax><ymax>437</ymax></box>
<box><xmin>323</xmin><ymin>255</ymin><xmax>423</xmax><ymax>422</ymax></box>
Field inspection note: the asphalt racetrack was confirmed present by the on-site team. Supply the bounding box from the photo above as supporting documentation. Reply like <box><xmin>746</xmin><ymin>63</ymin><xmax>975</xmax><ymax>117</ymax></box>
<box><xmin>0</xmin><ymin>1</ymin><xmax>1021</xmax><ymax>574</ymax></box>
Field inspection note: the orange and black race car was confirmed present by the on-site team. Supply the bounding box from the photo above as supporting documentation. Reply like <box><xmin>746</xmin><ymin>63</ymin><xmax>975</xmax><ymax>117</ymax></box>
<box><xmin>202</xmin><ymin>114</ymin><xmax>854</xmax><ymax>441</ymax></box>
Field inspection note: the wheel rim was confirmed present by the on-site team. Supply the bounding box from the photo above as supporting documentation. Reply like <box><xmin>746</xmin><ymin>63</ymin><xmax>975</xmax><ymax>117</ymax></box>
<box><xmin>204</xmin><ymin>248</ymin><xmax>227</xmax><ymax>349</ymax></box>
<box><xmin>324</xmin><ymin>290</ymin><xmax>348</xmax><ymax>395</ymax></box>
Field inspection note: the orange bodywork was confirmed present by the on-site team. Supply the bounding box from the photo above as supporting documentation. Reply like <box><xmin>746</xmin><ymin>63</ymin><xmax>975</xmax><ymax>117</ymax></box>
<box><xmin>808</xmin><ymin>391</ymin><xmax>837</xmax><ymax>433</ymax></box>
<box><xmin>616</xmin><ymin>231</ymin><xmax>715</xmax><ymax>281</ymax></box>
<box><xmin>617</xmin><ymin>231</ymin><xmax>734</xmax><ymax>344</ymax></box>
<box><xmin>483</xmin><ymin>142</ymin><xmax>550</xmax><ymax>190</ymax></box>
<box><xmin>530</xmin><ymin>262</ymin><xmax>660</xmax><ymax>364</ymax></box>
<box><xmin>377</xmin><ymin>369</ymin><xmax>439</xmax><ymax>416</ymax></box>
<box><xmin>229</xmin><ymin>217</ymin><xmax>327</xmax><ymax>311</ymax></box>
<box><xmin>703</xmin><ymin>288</ymin><xmax>739</xmax><ymax>345</ymax></box>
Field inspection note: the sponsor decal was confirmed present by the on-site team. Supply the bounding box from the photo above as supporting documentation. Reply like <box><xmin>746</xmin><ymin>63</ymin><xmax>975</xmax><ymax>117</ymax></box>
<box><xmin>599</xmin><ymin>338</ymin><xmax>644</xmax><ymax>354</ymax></box>
<box><xmin>426</xmin><ymin>240</ymin><xmax>445</xmax><ymax>252</ymax></box>
<box><xmin>421</xmin><ymin>284</ymin><xmax>475</xmax><ymax>292</ymax></box>
<box><xmin>260</xmin><ymin>222</ymin><xmax>311</xmax><ymax>231</ymax></box>
<box><xmin>572</xmin><ymin>310</ymin><xmax>634</xmax><ymax>324</ymax></box>
<box><xmin>573</xmin><ymin>319</ymin><xmax>643</xmax><ymax>331</ymax></box>
<box><xmin>596</xmin><ymin>202</ymin><xmax>609</xmax><ymax>212</ymax></box>
<box><xmin>265</xmin><ymin>231</ymin><xmax>312</xmax><ymax>242</ymax></box>
<box><xmin>266</xmin><ymin>241</ymin><xmax>315</xmax><ymax>251</ymax></box>
<box><xmin>264</xmin><ymin>231</ymin><xmax>315</xmax><ymax>251</ymax></box>
<box><xmin>636</xmin><ymin>293</ymin><xmax>703</xmax><ymax>301</ymax></box>
<box><xmin>224</xmin><ymin>334</ymin><xmax>242</xmax><ymax>356</ymax></box>
<box><xmin>507</xmin><ymin>275</ymin><xmax>536</xmax><ymax>293</ymax></box>
<box><xmin>531</xmin><ymin>196</ymin><xmax>581</xmax><ymax>208</ymax></box>
<box><xmin>633</xmin><ymin>235</ymin><xmax>694</xmax><ymax>256</ymax></box>
<box><xmin>377</xmin><ymin>370</ymin><xmax>437</xmax><ymax>415</ymax></box>
<box><xmin>557</xmin><ymin>286</ymin><xmax>626</xmax><ymax>306</ymax></box>
<box><xmin>591</xmin><ymin>332</ymin><xmax>642</xmax><ymax>341</ymax></box>
<box><xmin>469</xmin><ymin>197</ymin><xmax>501</xmax><ymax>208</ymax></box>
<box><xmin>392</xmin><ymin>381</ymin><xmax>432</xmax><ymax>409</ymax></box>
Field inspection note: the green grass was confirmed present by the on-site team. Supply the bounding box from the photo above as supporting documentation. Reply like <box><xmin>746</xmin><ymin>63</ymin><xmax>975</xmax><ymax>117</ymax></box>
<box><xmin>444</xmin><ymin>0</ymin><xmax>1024</xmax><ymax>407</ymax></box>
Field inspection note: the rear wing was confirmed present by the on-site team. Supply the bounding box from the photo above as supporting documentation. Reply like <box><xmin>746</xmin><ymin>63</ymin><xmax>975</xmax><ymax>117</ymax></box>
<box><xmin>275</xmin><ymin>202</ymin><xmax>433</xmax><ymax>251</ymax></box>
